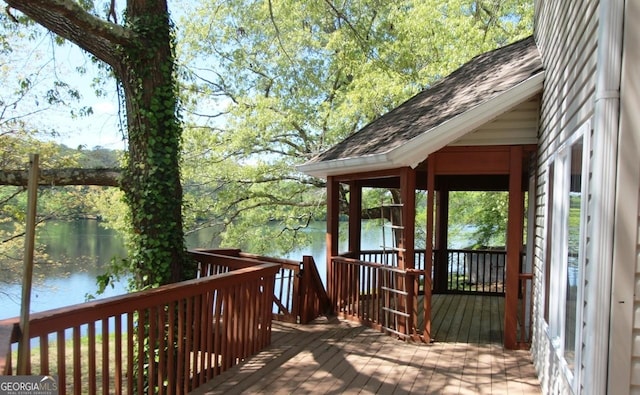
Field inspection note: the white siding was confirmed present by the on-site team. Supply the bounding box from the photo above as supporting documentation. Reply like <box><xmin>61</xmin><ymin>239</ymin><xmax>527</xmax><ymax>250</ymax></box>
<box><xmin>620</xmin><ymin>3</ymin><xmax>640</xmax><ymax>394</ymax></box>
<box><xmin>450</xmin><ymin>97</ymin><xmax>540</xmax><ymax>146</ymax></box>
<box><xmin>533</xmin><ymin>0</ymin><xmax>599</xmax><ymax>393</ymax></box>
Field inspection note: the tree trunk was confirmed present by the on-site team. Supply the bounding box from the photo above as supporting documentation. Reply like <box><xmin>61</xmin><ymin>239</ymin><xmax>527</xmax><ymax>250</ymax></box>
<box><xmin>5</xmin><ymin>0</ymin><xmax>192</xmax><ymax>286</ymax></box>
<box><xmin>116</xmin><ymin>1</ymin><xmax>187</xmax><ymax>285</ymax></box>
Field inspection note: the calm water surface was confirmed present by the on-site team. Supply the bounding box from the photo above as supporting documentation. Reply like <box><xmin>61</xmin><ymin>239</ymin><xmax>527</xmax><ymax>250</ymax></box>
<box><xmin>0</xmin><ymin>220</ymin><xmax>390</xmax><ymax>319</ymax></box>
<box><xmin>0</xmin><ymin>220</ymin><xmax>129</xmax><ymax>319</ymax></box>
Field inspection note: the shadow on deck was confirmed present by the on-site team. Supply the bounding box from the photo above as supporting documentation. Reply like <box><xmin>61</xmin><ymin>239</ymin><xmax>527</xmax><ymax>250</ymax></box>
<box><xmin>192</xmin><ymin>295</ymin><xmax>540</xmax><ymax>394</ymax></box>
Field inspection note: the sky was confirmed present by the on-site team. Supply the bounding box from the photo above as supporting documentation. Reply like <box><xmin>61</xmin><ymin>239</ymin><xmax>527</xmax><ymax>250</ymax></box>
<box><xmin>43</xmin><ymin>46</ymin><xmax>125</xmax><ymax>151</ymax></box>
<box><xmin>5</xmin><ymin>33</ymin><xmax>125</xmax><ymax>151</ymax></box>
<box><xmin>6</xmin><ymin>1</ymin><xmax>203</xmax><ymax>152</ymax></box>
<box><xmin>50</xmin><ymin>97</ymin><xmax>124</xmax><ymax>151</ymax></box>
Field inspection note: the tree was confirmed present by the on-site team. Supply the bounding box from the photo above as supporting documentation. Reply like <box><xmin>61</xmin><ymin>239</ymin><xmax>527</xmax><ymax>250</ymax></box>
<box><xmin>3</xmin><ymin>0</ymin><xmax>191</xmax><ymax>287</ymax></box>
<box><xmin>0</xmin><ymin>0</ymin><xmax>533</xmax><ymax>282</ymax></box>
<box><xmin>177</xmin><ymin>0</ymin><xmax>533</xmax><ymax>252</ymax></box>
<box><xmin>448</xmin><ymin>191</ymin><xmax>509</xmax><ymax>248</ymax></box>
<box><xmin>0</xmin><ymin>132</ymin><xmax>111</xmax><ymax>289</ymax></box>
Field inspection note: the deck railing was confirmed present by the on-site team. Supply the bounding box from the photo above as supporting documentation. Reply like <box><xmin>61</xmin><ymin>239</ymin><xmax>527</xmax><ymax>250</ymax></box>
<box><xmin>0</xmin><ymin>262</ymin><xmax>279</xmax><ymax>394</ymax></box>
<box><xmin>358</xmin><ymin>248</ymin><xmax>506</xmax><ymax>295</ymax></box>
<box><xmin>442</xmin><ymin>249</ymin><xmax>506</xmax><ymax>294</ymax></box>
<box><xmin>330</xmin><ymin>256</ymin><xmax>426</xmax><ymax>341</ymax></box>
<box><xmin>358</xmin><ymin>249</ymin><xmax>426</xmax><ymax>270</ymax></box>
<box><xmin>338</xmin><ymin>248</ymin><xmax>531</xmax><ymax>346</ymax></box>
<box><xmin>189</xmin><ymin>249</ymin><xmax>330</xmax><ymax>324</ymax></box>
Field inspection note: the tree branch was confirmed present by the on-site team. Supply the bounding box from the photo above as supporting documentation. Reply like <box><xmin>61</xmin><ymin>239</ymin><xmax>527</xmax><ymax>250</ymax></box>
<box><xmin>4</xmin><ymin>0</ymin><xmax>135</xmax><ymax>69</ymax></box>
<box><xmin>267</xmin><ymin>0</ymin><xmax>294</xmax><ymax>65</ymax></box>
<box><xmin>0</xmin><ymin>168</ymin><xmax>121</xmax><ymax>187</ymax></box>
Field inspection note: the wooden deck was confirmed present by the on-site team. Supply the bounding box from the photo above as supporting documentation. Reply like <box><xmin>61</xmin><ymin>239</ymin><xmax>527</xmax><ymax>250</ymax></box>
<box><xmin>191</xmin><ymin>295</ymin><xmax>540</xmax><ymax>394</ymax></box>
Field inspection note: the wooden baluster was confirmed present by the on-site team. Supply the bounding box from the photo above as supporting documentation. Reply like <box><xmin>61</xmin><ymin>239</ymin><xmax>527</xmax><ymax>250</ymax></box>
<box><xmin>148</xmin><ymin>308</ymin><xmax>157</xmax><ymax>395</ymax></box>
<box><xmin>166</xmin><ymin>304</ymin><xmax>175</xmax><ymax>395</ymax></box>
<box><xmin>213</xmin><ymin>292</ymin><xmax>222</xmax><ymax>376</ymax></box>
<box><xmin>57</xmin><ymin>330</ymin><xmax>66</xmax><ymax>393</ymax></box>
<box><xmin>200</xmin><ymin>293</ymin><xmax>208</xmax><ymax>383</ymax></box>
<box><xmin>102</xmin><ymin>318</ymin><xmax>110</xmax><ymax>395</ymax></box>
<box><xmin>88</xmin><ymin>322</ymin><xmax>96</xmax><ymax>395</ymax></box>
<box><xmin>127</xmin><ymin>313</ymin><xmax>134</xmax><ymax>395</ymax></box>
<box><xmin>114</xmin><ymin>315</ymin><xmax>123</xmax><ymax>395</ymax></box>
<box><xmin>175</xmin><ymin>301</ymin><xmax>185</xmax><ymax>393</ymax></box>
<box><xmin>39</xmin><ymin>335</ymin><xmax>49</xmax><ymax>375</ymax></box>
<box><xmin>208</xmin><ymin>291</ymin><xmax>216</xmax><ymax>380</ymax></box>
<box><xmin>73</xmin><ymin>326</ymin><xmax>81</xmax><ymax>394</ymax></box>
<box><xmin>157</xmin><ymin>306</ymin><xmax>166</xmax><ymax>395</ymax></box>
<box><xmin>192</xmin><ymin>294</ymin><xmax>202</xmax><ymax>386</ymax></box>
<box><xmin>136</xmin><ymin>311</ymin><xmax>144</xmax><ymax>393</ymax></box>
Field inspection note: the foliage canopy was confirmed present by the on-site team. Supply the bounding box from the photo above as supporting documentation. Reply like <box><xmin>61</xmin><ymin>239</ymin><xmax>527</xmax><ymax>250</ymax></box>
<box><xmin>177</xmin><ymin>0</ymin><xmax>533</xmax><ymax>252</ymax></box>
<box><xmin>0</xmin><ymin>0</ymin><xmax>533</xmax><ymax>287</ymax></box>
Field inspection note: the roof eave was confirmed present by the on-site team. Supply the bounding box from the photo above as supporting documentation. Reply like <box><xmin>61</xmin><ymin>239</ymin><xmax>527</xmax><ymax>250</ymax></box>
<box><xmin>296</xmin><ymin>152</ymin><xmax>394</xmax><ymax>178</ymax></box>
<box><xmin>297</xmin><ymin>71</ymin><xmax>545</xmax><ymax>179</ymax></box>
<box><xmin>391</xmin><ymin>71</ymin><xmax>545</xmax><ymax>168</ymax></box>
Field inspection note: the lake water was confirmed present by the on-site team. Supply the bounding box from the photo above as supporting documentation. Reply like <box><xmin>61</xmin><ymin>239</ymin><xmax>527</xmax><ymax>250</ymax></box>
<box><xmin>0</xmin><ymin>219</ymin><xmax>390</xmax><ymax>320</ymax></box>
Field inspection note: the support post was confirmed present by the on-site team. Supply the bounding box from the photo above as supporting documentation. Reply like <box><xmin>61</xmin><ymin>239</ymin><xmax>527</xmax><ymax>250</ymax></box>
<box><xmin>434</xmin><ymin>188</ymin><xmax>450</xmax><ymax>293</ymax></box>
<box><xmin>399</xmin><ymin>167</ymin><xmax>416</xmax><ymax>270</ymax></box>
<box><xmin>505</xmin><ymin>146</ymin><xmax>524</xmax><ymax>349</ymax></box>
<box><xmin>399</xmin><ymin>167</ymin><xmax>416</xmax><ymax>335</ymax></box>
<box><xmin>424</xmin><ymin>157</ymin><xmax>435</xmax><ymax>341</ymax></box>
<box><xmin>18</xmin><ymin>154</ymin><xmax>39</xmax><ymax>374</ymax></box>
<box><xmin>326</xmin><ymin>177</ymin><xmax>340</xmax><ymax>305</ymax></box>
<box><xmin>348</xmin><ymin>181</ymin><xmax>362</xmax><ymax>257</ymax></box>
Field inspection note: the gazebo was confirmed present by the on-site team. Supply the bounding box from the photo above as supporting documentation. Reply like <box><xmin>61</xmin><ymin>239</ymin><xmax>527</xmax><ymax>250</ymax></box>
<box><xmin>298</xmin><ymin>36</ymin><xmax>544</xmax><ymax>350</ymax></box>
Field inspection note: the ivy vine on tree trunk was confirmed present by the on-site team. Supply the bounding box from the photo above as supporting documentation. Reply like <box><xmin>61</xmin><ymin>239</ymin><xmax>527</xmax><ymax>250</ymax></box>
<box><xmin>4</xmin><ymin>0</ymin><xmax>193</xmax><ymax>288</ymax></box>
<box><xmin>118</xmin><ymin>2</ymin><xmax>189</xmax><ymax>287</ymax></box>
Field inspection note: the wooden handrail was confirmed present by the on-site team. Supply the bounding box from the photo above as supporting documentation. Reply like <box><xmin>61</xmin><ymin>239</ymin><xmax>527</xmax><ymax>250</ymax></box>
<box><xmin>329</xmin><ymin>256</ymin><xmax>428</xmax><ymax>341</ymax></box>
<box><xmin>191</xmin><ymin>249</ymin><xmax>301</xmax><ymax>267</ymax></box>
<box><xmin>189</xmin><ymin>249</ymin><xmax>330</xmax><ymax>325</ymax></box>
<box><xmin>332</xmin><ymin>255</ymin><xmax>410</xmax><ymax>274</ymax></box>
<box><xmin>0</xmin><ymin>264</ymin><xmax>276</xmax><ymax>337</ymax></box>
<box><xmin>0</xmin><ymin>263</ymin><xmax>280</xmax><ymax>394</ymax></box>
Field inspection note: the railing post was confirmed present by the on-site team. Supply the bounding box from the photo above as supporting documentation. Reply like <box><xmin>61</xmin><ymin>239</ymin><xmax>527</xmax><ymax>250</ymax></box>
<box><xmin>0</xmin><ymin>324</ymin><xmax>16</xmax><ymax>375</ymax></box>
<box><xmin>405</xmin><ymin>270</ymin><xmax>415</xmax><ymax>336</ymax></box>
<box><xmin>292</xmin><ymin>265</ymin><xmax>302</xmax><ymax>323</ymax></box>
<box><xmin>299</xmin><ymin>263</ymin><xmax>309</xmax><ymax>324</ymax></box>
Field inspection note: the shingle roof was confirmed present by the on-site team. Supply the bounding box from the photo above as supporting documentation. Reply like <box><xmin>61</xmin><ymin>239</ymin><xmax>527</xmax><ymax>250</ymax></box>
<box><xmin>299</xmin><ymin>36</ymin><xmax>543</xmax><ymax>177</ymax></box>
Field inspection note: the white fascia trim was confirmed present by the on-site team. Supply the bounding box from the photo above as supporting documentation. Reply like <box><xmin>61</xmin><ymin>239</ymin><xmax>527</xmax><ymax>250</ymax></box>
<box><xmin>390</xmin><ymin>72</ymin><xmax>545</xmax><ymax>168</ymax></box>
<box><xmin>296</xmin><ymin>152</ymin><xmax>394</xmax><ymax>178</ymax></box>
<box><xmin>297</xmin><ymin>71</ymin><xmax>545</xmax><ymax>179</ymax></box>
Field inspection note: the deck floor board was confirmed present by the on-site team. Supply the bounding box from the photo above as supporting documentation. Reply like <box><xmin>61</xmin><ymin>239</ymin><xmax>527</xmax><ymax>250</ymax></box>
<box><xmin>191</xmin><ymin>294</ymin><xmax>540</xmax><ymax>394</ymax></box>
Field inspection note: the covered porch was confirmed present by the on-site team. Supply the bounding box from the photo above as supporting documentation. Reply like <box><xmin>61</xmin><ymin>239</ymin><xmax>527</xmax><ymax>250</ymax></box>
<box><xmin>298</xmin><ymin>36</ymin><xmax>543</xmax><ymax>350</ymax></box>
<box><xmin>323</xmin><ymin>144</ymin><xmax>536</xmax><ymax>350</ymax></box>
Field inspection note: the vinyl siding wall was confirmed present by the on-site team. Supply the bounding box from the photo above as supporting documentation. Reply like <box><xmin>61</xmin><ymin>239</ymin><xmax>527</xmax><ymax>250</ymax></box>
<box><xmin>532</xmin><ymin>0</ymin><xmax>599</xmax><ymax>393</ymax></box>
<box><xmin>618</xmin><ymin>3</ymin><xmax>640</xmax><ymax>394</ymax></box>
